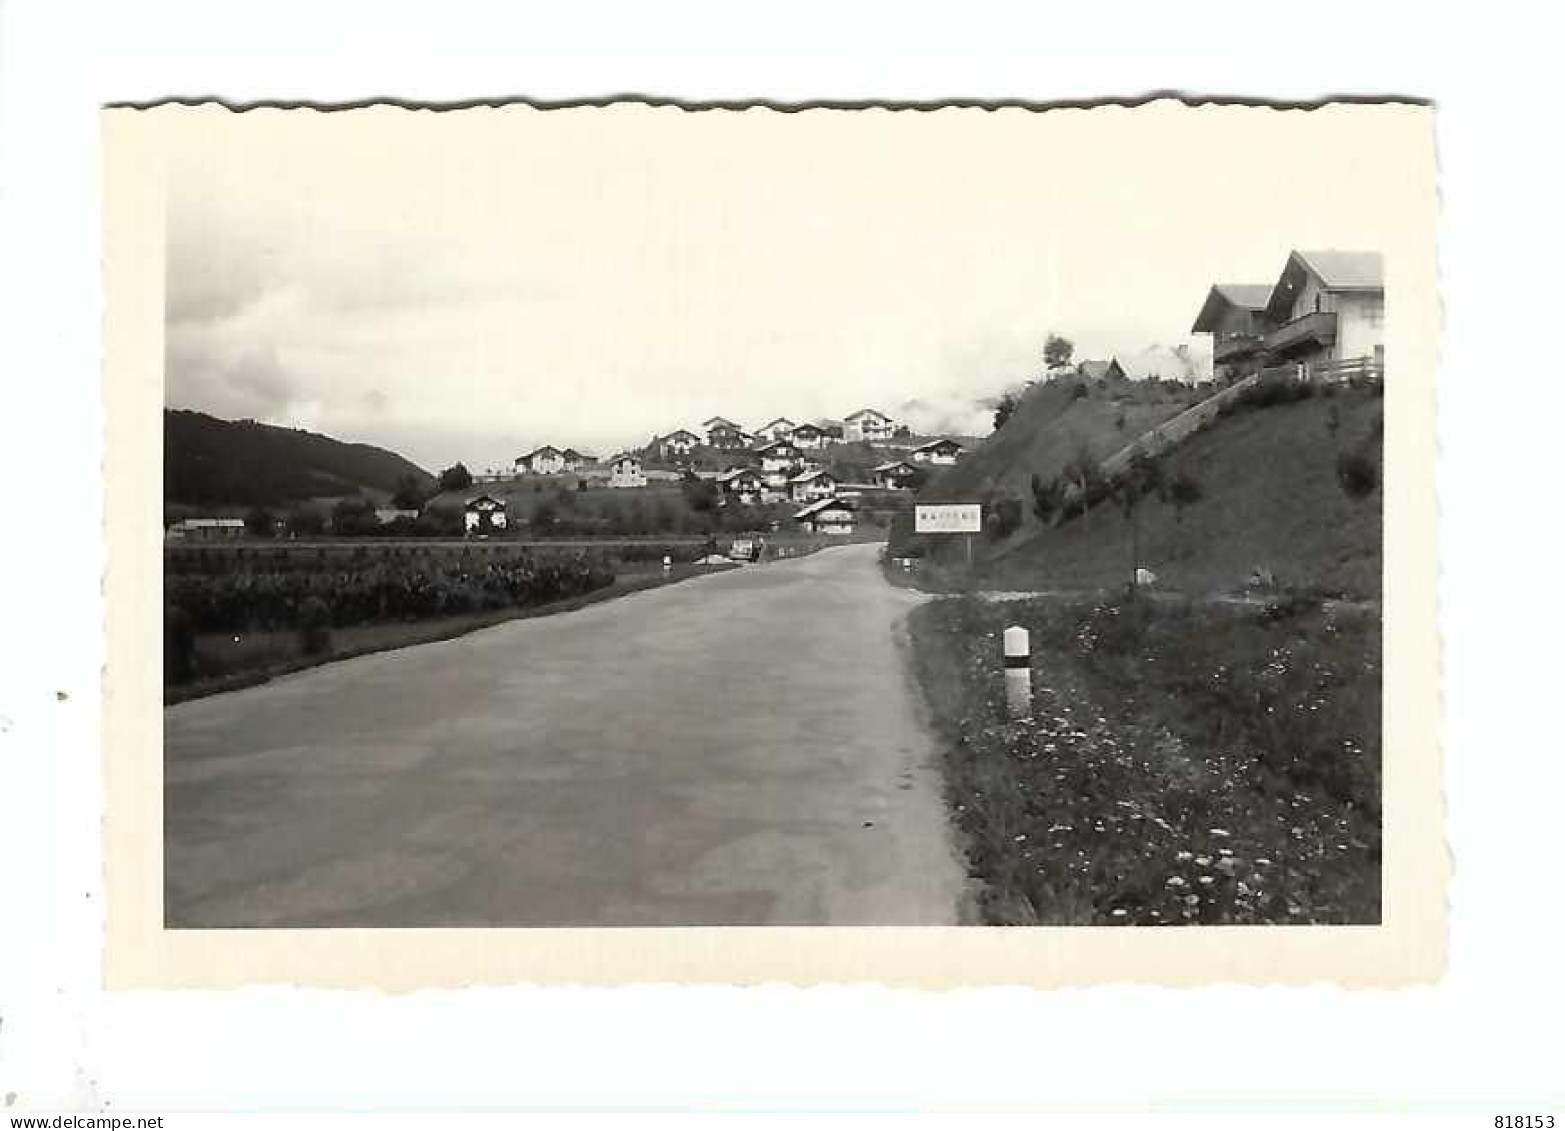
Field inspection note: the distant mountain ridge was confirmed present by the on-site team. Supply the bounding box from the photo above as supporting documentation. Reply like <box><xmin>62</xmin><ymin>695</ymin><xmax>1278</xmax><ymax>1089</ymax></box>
<box><xmin>164</xmin><ymin>409</ymin><xmax>434</xmax><ymax>507</ymax></box>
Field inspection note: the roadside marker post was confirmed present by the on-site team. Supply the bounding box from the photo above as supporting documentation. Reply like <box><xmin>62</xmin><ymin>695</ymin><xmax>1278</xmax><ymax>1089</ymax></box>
<box><xmin>662</xmin><ymin>555</ymin><xmax>672</xmax><ymax>574</ymax></box>
<box><xmin>1003</xmin><ymin>624</ymin><xmax>1032</xmax><ymax>720</ymax></box>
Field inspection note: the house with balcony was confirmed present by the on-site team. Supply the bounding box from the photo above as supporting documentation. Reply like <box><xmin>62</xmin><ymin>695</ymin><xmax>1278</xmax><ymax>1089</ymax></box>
<box><xmin>1260</xmin><ymin>250</ymin><xmax>1384</xmax><ymax>379</ymax></box>
<box><xmin>516</xmin><ymin>445</ymin><xmax>567</xmax><ymax>475</ymax></box>
<box><xmin>754</xmin><ymin>438</ymin><xmax>803</xmax><ymax>473</ymax></box>
<box><xmin>716</xmin><ymin>467</ymin><xmax>764</xmax><ymax>505</ymax></box>
<box><xmin>872</xmin><ymin>459</ymin><xmax>920</xmax><ymax>489</ymax></box>
<box><xmin>755</xmin><ymin>417</ymin><xmax>796</xmax><ymax>444</ymax></box>
<box><xmin>794</xmin><ymin>495</ymin><xmax>856</xmax><ymax>536</ymax></box>
<box><xmin>607</xmin><ymin>453</ymin><xmax>646</xmax><ymax>489</ymax></box>
<box><xmin>909</xmin><ymin>437</ymin><xmax>965</xmax><ymax>466</ymax></box>
<box><xmin>1190</xmin><ymin>283</ymin><xmax>1278</xmax><ymax>383</ymax></box>
<box><xmin>788</xmin><ymin>468</ymin><xmax>842</xmax><ymax>505</ymax></box>
<box><xmin>463</xmin><ymin>494</ymin><xmax>508</xmax><ymax>535</ymax></box>
<box><xmin>790</xmin><ymin>421</ymin><xmax>828</xmax><ymax>450</ymax></box>
<box><xmin>703</xmin><ymin>416</ymin><xmax>746</xmax><ymax>449</ymax></box>
<box><xmin>656</xmin><ymin>429</ymin><xmax>702</xmax><ymax>459</ymax></box>
<box><xmin>843</xmin><ymin>408</ymin><xmax>894</xmax><ymax>443</ymax></box>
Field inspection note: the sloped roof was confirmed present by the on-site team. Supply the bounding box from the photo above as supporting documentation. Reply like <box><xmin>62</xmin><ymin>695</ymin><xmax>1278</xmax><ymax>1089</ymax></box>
<box><xmin>793</xmin><ymin>495</ymin><xmax>856</xmax><ymax>519</ymax></box>
<box><xmin>844</xmin><ymin>407</ymin><xmax>889</xmax><ymax>422</ymax></box>
<box><xmin>791</xmin><ymin>421</ymin><xmax>825</xmax><ymax>433</ymax></box>
<box><xmin>1077</xmin><ymin>358</ymin><xmax>1124</xmax><ymax>381</ymax></box>
<box><xmin>873</xmin><ymin>459</ymin><xmax>916</xmax><ymax>472</ymax></box>
<box><xmin>662</xmin><ymin>429</ymin><xmax>701</xmax><ymax>442</ymax></box>
<box><xmin>788</xmin><ymin>468</ymin><xmax>835</xmax><ymax>483</ymax></box>
<box><xmin>912</xmin><ymin>437</ymin><xmax>964</xmax><ymax>453</ymax></box>
<box><xmin>1191</xmin><ymin>283</ymin><xmax>1275</xmax><ymax>332</ymax></box>
<box><xmin>759</xmin><ymin>417</ymin><xmax>795</xmax><ymax>430</ymax></box>
<box><xmin>1294</xmin><ymin>249</ymin><xmax>1383</xmax><ymax>290</ymax></box>
<box><xmin>754</xmin><ymin>438</ymin><xmax>795</xmax><ymax>453</ymax></box>
<box><xmin>703</xmin><ymin>416</ymin><xmax>740</xmax><ymax>429</ymax></box>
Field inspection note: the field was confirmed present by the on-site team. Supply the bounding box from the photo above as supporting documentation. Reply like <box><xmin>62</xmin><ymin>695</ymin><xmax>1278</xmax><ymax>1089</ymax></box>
<box><xmin>162</xmin><ymin>539</ymin><xmax>775</xmax><ymax>701</ymax></box>
<box><xmin>907</xmin><ymin>592</ymin><xmax>1381</xmax><ymax>926</ymax></box>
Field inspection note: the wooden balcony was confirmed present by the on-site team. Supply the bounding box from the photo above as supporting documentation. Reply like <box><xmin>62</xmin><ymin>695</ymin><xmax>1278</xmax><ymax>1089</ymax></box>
<box><xmin>1264</xmin><ymin>310</ymin><xmax>1337</xmax><ymax>356</ymax></box>
<box><xmin>1213</xmin><ymin>333</ymin><xmax>1266</xmax><ymax>362</ymax></box>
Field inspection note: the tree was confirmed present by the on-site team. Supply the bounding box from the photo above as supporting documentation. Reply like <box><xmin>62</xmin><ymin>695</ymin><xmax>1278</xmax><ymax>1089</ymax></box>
<box><xmin>993</xmin><ymin>391</ymin><xmax>1019</xmax><ymax>431</ymax></box>
<box><xmin>1111</xmin><ymin>449</ymin><xmax>1165</xmax><ymax>591</ymax></box>
<box><xmin>986</xmin><ymin>494</ymin><xmax>1024</xmax><ymax>541</ymax></box>
<box><xmin>436</xmin><ymin>463</ymin><xmax>472</xmax><ymax>492</ymax></box>
<box><xmin>243</xmin><ymin>505</ymin><xmax>277</xmax><ymax>538</ymax></box>
<box><xmin>1043</xmin><ymin>333</ymin><xmax>1075</xmax><ymax>372</ymax></box>
<box><xmin>329</xmin><ymin>496</ymin><xmax>378</xmax><ymax>537</ymax></box>
<box><xmin>681</xmin><ymin>472</ymin><xmax>720</xmax><ymax>513</ymax></box>
<box><xmin>1029</xmin><ymin>473</ymin><xmax>1065</xmax><ymax>525</ymax></box>
<box><xmin>391</xmin><ymin>473</ymin><xmax>426</xmax><ymax>510</ymax></box>
<box><xmin>1336</xmin><ymin>450</ymin><xmax>1378</xmax><ymax>499</ymax></box>
<box><xmin>892</xmin><ymin>424</ymin><xmax>912</xmax><ymax>439</ymax></box>
<box><xmin>1062</xmin><ymin>437</ymin><xmax>1100</xmax><ymax>528</ymax></box>
<box><xmin>1163</xmin><ymin>468</ymin><xmax>1204</xmax><ymax>524</ymax></box>
<box><xmin>285</xmin><ymin>504</ymin><xmax>326</xmax><ymax>537</ymax></box>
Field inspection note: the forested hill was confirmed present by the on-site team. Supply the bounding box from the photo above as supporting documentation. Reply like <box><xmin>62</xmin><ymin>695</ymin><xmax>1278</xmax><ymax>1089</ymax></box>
<box><xmin>164</xmin><ymin>410</ymin><xmax>434</xmax><ymax>506</ymax></box>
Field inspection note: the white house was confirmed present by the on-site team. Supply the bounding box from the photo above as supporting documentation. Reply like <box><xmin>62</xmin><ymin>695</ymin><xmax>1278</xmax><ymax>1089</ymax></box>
<box><xmin>608</xmin><ymin>453</ymin><xmax>646</xmax><ymax>489</ymax></box>
<box><xmin>463</xmin><ymin>494</ymin><xmax>508</xmax><ymax>535</ymax></box>
<box><xmin>789</xmin><ymin>422</ymin><xmax>828</xmax><ymax>450</ymax></box>
<box><xmin>1260</xmin><ymin>249</ymin><xmax>1384</xmax><ymax>377</ymax></box>
<box><xmin>872</xmin><ymin>459</ymin><xmax>920</xmax><ymax>489</ymax></box>
<box><xmin>794</xmin><ymin>495</ymin><xmax>856</xmax><ymax>535</ymax></box>
<box><xmin>517</xmin><ymin>445</ymin><xmax>567</xmax><ymax>475</ymax></box>
<box><xmin>166</xmin><ymin>517</ymin><xmax>246</xmax><ymax>541</ymax></box>
<box><xmin>374</xmin><ymin>507</ymin><xmax>420</xmax><ymax>525</ymax></box>
<box><xmin>910</xmin><ymin>438</ymin><xmax>965</xmax><ymax>465</ymax></box>
<box><xmin>787</xmin><ymin>468</ymin><xmax>840</xmax><ymax>504</ymax></box>
<box><xmin>754</xmin><ymin>417</ymin><xmax>796</xmax><ymax>444</ymax></box>
<box><xmin>843</xmin><ymin>408</ymin><xmax>894</xmax><ymax>443</ymax></box>
<box><xmin>754</xmin><ymin>438</ymin><xmax>803</xmax><ymax>473</ymax></box>
<box><xmin>702</xmin><ymin>416</ymin><xmax>746</xmax><ymax>449</ymax></box>
<box><xmin>658</xmin><ymin>429</ymin><xmax>702</xmax><ymax>457</ymax></box>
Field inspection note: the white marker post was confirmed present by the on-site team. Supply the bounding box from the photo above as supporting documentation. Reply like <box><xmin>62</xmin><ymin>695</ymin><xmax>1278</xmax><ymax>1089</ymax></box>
<box><xmin>662</xmin><ymin>555</ymin><xmax>672</xmax><ymax>574</ymax></box>
<box><xmin>1003</xmin><ymin>624</ymin><xmax>1032</xmax><ymax>720</ymax></box>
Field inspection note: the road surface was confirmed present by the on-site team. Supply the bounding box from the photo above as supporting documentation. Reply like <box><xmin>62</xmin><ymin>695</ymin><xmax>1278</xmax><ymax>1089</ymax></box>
<box><xmin>164</xmin><ymin>543</ymin><xmax>968</xmax><ymax>927</ymax></box>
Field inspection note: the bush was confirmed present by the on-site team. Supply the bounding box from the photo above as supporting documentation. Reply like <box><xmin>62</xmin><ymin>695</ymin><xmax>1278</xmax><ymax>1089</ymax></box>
<box><xmin>164</xmin><ymin>601</ymin><xmax>195</xmax><ymax>684</ymax></box>
<box><xmin>986</xmin><ymin>495</ymin><xmax>1024</xmax><ymax>540</ymax></box>
<box><xmin>296</xmin><ymin>596</ymin><xmax>333</xmax><ymax>656</ymax></box>
<box><xmin>1236</xmin><ymin>375</ymin><xmax>1316</xmax><ymax>411</ymax></box>
<box><xmin>1335</xmin><ymin>450</ymin><xmax>1379</xmax><ymax>499</ymax></box>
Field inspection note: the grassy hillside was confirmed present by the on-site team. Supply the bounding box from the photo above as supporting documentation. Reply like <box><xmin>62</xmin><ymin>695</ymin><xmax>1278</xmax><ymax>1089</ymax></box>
<box><xmin>921</xmin><ymin>376</ymin><xmax>1193</xmax><ymax>505</ymax></box>
<box><xmin>984</xmin><ymin>386</ymin><xmax>1384</xmax><ymax>598</ymax></box>
<box><xmin>165</xmin><ymin>410</ymin><xmax>434</xmax><ymax>507</ymax></box>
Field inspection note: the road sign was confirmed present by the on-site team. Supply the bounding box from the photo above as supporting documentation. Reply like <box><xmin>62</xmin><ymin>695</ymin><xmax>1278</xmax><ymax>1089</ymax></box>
<box><xmin>915</xmin><ymin>503</ymin><xmax>981</xmax><ymax>534</ymax></box>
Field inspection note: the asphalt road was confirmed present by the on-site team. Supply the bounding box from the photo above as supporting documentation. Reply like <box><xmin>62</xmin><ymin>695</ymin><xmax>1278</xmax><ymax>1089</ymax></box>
<box><xmin>164</xmin><ymin>543</ymin><xmax>968</xmax><ymax>927</ymax></box>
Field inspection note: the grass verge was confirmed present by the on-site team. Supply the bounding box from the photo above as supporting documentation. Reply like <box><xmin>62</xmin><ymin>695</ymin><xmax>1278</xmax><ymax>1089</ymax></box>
<box><xmin>907</xmin><ymin>593</ymin><xmax>1381</xmax><ymax>926</ymax></box>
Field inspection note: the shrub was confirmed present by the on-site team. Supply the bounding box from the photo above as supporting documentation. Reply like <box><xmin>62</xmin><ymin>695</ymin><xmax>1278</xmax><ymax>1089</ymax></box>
<box><xmin>1335</xmin><ymin>450</ymin><xmax>1379</xmax><ymax>499</ymax></box>
<box><xmin>986</xmin><ymin>495</ymin><xmax>1024</xmax><ymax>540</ymax></box>
<box><xmin>1236</xmin><ymin>375</ymin><xmax>1316</xmax><ymax>411</ymax></box>
<box><xmin>296</xmin><ymin>596</ymin><xmax>333</xmax><ymax>656</ymax></box>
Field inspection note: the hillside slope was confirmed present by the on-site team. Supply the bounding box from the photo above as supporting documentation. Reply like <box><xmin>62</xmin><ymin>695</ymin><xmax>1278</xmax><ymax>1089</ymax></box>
<box><xmin>922</xmin><ymin>376</ymin><xmax>1193</xmax><ymax>505</ymax></box>
<box><xmin>987</xmin><ymin>388</ymin><xmax>1384</xmax><ymax>598</ymax></box>
<box><xmin>165</xmin><ymin>410</ymin><xmax>434</xmax><ymax>507</ymax></box>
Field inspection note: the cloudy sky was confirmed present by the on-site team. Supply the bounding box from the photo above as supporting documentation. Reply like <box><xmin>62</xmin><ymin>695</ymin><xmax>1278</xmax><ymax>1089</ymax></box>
<box><xmin>163</xmin><ymin>103</ymin><xmax>1413</xmax><ymax>473</ymax></box>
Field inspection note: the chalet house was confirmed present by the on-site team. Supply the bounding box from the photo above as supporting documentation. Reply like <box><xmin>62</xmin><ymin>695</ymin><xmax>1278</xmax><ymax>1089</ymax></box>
<box><xmin>1259</xmin><ymin>249</ymin><xmax>1384</xmax><ymax>378</ymax></box>
<box><xmin>560</xmin><ymin>448</ymin><xmax>591</xmax><ymax>472</ymax></box>
<box><xmin>755</xmin><ymin>417</ymin><xmax>796</xmax><ymax>444</ymax></box>
<box><xmin>166</xmin><ymin>517</ymin><xmax>246</xmax><ymax>541</ymax></box>
<box><xmin>716</xmin><ymin>467</ymin><xmax>764</xmax><ymax>505</ymax></box>
<box><xmin>608</xmin><ymin>453</ymin><xmax>646</xmax><ymax>489</ymax></box>
<box><xmin>517</xmin><ymin>445</ymin><xmax>567</xmax><ymax>475</ymax></box>
<box><xmin>1077</xmin><ymin>357</ymin><xmax>1127</xmax><ymax>384</ymax></box>
<box><xmin>910</xmin><ymin>438</ymin><xmax>964</xmax><ymax>465</ymax></box>
<box><xmin>872</xmin><ymin>459</ymin><xmax>919</xmax><ymax>489</ymax></box>
<box><xmin>703</xmin><ymin>416</ymin><xmax>746</xmax><ymax>449</ymax></box>
<box><xmin>659</xmin><ymin>429</ymin><xmax>702</xmax><ymax>457</ymax></box>
<box><xmin>788</xmin><ymin>468</ymin><xmax>841</xmax><ymax>504</ymax></box>
<box><xmin>794</xmin><ymin>495</ymin><xmax>856</xmax><ymax>536</ymax></box>
<box><xmin>375</xmin><ymin>507</ymin><xmax>420</xmax><ymax>525</ymax></box>
<box><xmin>754</xmin><ymin>438</ymin><xmax>803</xmax><ymax>473</ymax></box>
<box><xmin>789</xmin><ymin>422</ymin><xmax>828</xmax><ymax>450</ymax></box>
<box><xmin>463</xmin><ymin>494</ymin><xmax>508</xmax><ymax>535</ymax></box>
<box><xmin>1190</xmin><ymin>283</ymin><xmax>1278</xmax><ymax>383</ymax></box>
<box><xmin>843</xmin><ymin>408</ymin><xmax>894</xmax><ymax>443</ymax></box>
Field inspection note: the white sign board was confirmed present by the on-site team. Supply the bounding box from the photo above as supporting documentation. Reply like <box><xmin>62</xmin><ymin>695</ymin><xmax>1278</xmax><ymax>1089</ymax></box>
<box><xmin>915</xmin><ymin>503</ymin><xmax>982</xmax><ymax>534</ymax></box>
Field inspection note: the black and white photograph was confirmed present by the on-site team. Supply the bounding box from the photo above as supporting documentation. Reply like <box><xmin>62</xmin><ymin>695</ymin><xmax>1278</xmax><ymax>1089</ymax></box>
<box><xmin>136</xmin><ymin>103</ymin><xmax>1417</xmax><ymax>938</ymax></box>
